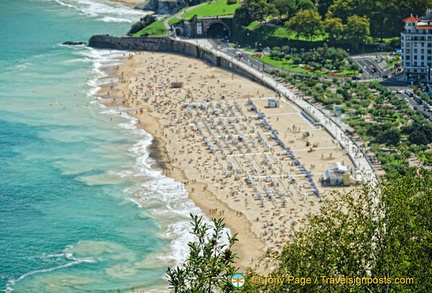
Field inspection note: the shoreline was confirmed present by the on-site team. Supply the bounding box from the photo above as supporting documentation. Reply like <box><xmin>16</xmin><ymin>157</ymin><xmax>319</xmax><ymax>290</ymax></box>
<box><xmin>97</xmin><ymin>52</ymin><xmax>265</xmax><ymax>270</ymax></box>
<box><xmin>98</xmin><ymin>50</ymin><xmax>356</xmax><ymax>272</ymax></box>
<box><xmin>108</xmin><ymin>0</ymin><xmax>148</xmax><ymax>8</ymax></box>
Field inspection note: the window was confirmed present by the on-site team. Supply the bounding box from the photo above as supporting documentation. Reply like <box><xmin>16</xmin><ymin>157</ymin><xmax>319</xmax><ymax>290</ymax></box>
<box><xmin>421</xmin><ymin>56</ymin><xmax>425</xmax><ymax>60</ymax></box>
<box><xmin>428</xmin><ymin>43</ymin><xmax>432</xmax><ymax>47</ymax></box>
<box><xmin>406</xmin><ymin>62</ymin><xmax>411</xmax><ymax>66</ymax></box>
<box><xmin>428</xmin><ymin>50</ymin><xmax>431</xmax><ymax>54</ymax></box>
<box><xmin>421</xmin><ymin>49</ymin><xmax>425</xmax><ymax>53</ymax></box>
<box><xmin>414</xmin><ymin>62</ymin><xmax>418</xmax><ymax>66</ymax></box>
<box><xmin>406</xmin><ymin>55</ymin><xmax>411</xmax><ymax>60</ymax></box>
<box><xmin>414</xmin><ymin>55</ymin><xmax>417</xmax><ymax>59</ymax></box>
<box><xmin>428</xmin><ymin>56</ymin><xmax>432</xmax><ymax>60</ymax></box>
<box><xmin>414</xmin><ymin>49</ymin><xmax>418</xmax><ymax>53</ymax></box>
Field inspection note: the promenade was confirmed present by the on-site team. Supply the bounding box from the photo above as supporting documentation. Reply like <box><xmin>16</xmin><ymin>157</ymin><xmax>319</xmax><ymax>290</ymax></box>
<box><xmin>181</xmin><ymin>38</ymin><xmax>378</xmax><ymax>185</ymax></box>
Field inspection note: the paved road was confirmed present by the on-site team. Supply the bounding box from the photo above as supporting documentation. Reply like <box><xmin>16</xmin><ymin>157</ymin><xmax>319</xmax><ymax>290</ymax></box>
<box><xmin>179</xmin><ymin>38</ymin><xmax>379</xmax><ymax>186</ymax></box>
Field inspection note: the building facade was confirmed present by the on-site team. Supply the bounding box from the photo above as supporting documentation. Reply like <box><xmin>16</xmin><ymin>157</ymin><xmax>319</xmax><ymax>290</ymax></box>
<box><xmin>401</xmin><ymin>9</ymin><xmax>432</xmax><ymax>82</ymax></box>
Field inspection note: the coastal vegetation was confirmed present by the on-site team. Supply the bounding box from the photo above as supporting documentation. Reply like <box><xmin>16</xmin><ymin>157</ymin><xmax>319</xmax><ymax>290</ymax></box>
<box><xmin>166</xmin><ymin>168</ymin><xmax>432</xmax><ymax>292</ymax></box>
<box><xmin>166</xmin><ymin>215</ymin><xmax>239</xmax><ymax>292</ymax></box>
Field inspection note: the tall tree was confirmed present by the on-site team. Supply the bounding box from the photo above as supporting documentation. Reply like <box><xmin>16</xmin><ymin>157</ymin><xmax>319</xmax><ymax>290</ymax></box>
<box><xmin>323</xmin><ymin>17</ymin><xmax>345</xmax><ymax>41</ymax></box>
<box><xmin>286</xmin><ymin>9</ymin><xmax>323</xmax><ymax>40</ymax></box>
<box><xmin>273</xmin><ymin>0</ymin><xmax>297</xmax><ymax>20</ymax></box>
<box><xmin>344</xmin><ymin>14</ymin><xmax>370</xmax><ymax>51</ymax></box>
<box><xmin>317</xmin><ymin>0</ymin><xmax>335</xmax><ymax>16</ymax></box>
<box><xmin>295</xmin><ymin>0</ymin><xmax>316</xmax><ymax>12</ymax></box>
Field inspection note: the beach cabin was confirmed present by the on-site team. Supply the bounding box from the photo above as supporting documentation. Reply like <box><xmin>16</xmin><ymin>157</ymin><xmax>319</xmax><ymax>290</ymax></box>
<box><xmin>267</xmin><ymin>99</ymin><xmax>279</xmax><ymax>108</ymax></box>
<box><xmin>321</xmin><ymin>162</ymin><xmax>352</xmax><ymax>186</ymax></box>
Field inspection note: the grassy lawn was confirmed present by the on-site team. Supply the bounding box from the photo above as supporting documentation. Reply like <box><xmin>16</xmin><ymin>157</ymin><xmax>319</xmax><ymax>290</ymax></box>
<box><xmin>246</xmin><ymin>21</ymin><xmax>260</xmax><ymax>30</ymax></box>
<box><xmin>133</xmin><ymin>20</ymin><xmax>167</xmax><ymax>37</ymax></box>
<box><xmin>168</xmin><ymin>17</ymin><xmax>182</xmax><ymax>26</ymax></box>
<box><xmin>182</xmin><ymin>0</ymin><xmax>240</xmax><ymax>18</ymax></box>
<box><xmin>254</xmin><ymin>54</ymin><xmax>356</xmax><ymax>76</ymax></box>
<box><xmin>255</xmin><ymin>25</ymin><xmax>327</xmax><ymax>41</ymax></box>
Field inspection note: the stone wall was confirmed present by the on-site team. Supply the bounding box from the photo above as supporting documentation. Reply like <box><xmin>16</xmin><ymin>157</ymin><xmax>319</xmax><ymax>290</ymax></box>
<box><xmin>88</xmin><ymin>35</ymin><xmax>267</xmax><ymax>87</ymax></box>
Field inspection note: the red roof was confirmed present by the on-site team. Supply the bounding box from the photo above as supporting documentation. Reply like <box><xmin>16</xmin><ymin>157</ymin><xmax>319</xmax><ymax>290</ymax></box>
<box><xmin>403</xmin><ymin>16</ymin><xmax>420</xmax><ymax>22</ymax></box>
<box><xmin>416</xmin><ymin>25</ymin><xmax>432</xmax><ymax>29</ymax></box>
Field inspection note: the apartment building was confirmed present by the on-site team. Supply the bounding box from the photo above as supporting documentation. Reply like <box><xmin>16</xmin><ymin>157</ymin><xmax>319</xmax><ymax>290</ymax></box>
<box><xmin>401</xmin><ymin>9</ymin><xmax>432</xmax><ymax>82</ymax></box>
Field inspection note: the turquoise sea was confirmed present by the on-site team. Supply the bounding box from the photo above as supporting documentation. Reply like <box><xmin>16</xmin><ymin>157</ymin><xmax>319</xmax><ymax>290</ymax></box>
<box><xmin>0</xmin><ymin>0</ymin><xmax>201</xmax><ymax>292</ymax></box>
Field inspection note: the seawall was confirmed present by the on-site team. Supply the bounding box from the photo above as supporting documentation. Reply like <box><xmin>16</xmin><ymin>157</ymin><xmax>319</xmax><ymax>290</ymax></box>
<box><xmin>88</xmin><ymin>35</ymin><xmax>266</xmax><ymax>86</ymax></box>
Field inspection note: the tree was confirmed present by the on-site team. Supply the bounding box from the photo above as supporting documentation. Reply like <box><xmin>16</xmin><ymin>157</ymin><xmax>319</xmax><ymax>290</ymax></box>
<box><xmin>286</xmin><ymin>10</ymin><xmax>323</xmax><ymax>40</ymax></box>
<box><xmin>273</xmin><ymin>0</ymin><xmax>297</xmax><ymax>20</ymax></box>
<box><xmin>404</xmin><ymin>121</ymin><xmax>432</xmax><ymax>145</ymax></box>
<box><xmin>246</xmin><ymin>0</ymin><xmax>271</xmax><ymax>23</ymax></box>
<box><xmin>295</xmin><ymin>0</ymin><xmax>316</xmax><ymax>12</ymax></box>
<box><xmin>323</xmin><ymin>17</ymin><xmax>345</xmax><ymax>41</ymax></box>
<box><xmin>376</xmin><ymin>127</ymin><xmax>401</xmax><ymax>146</ymax></box>
<box><xmin>326</xmin><ymin>0</ymin><xmax>354</xmax><ymax>21</ymax></box>
<box><xmin>233</xmin><ymin>6</ymin><xmax>253</xmax><ymax>26</ymax></box>
<box><xmin>317</xmin><ymin>0</ymin><xmax>335</xmax><ymax>16</ymax></box>
<box><xmin>166</xmin><ymin>214</ymin><xmax>239</xmax><ymax>293</ymax></box>
<box><xmin>344</xmin><ymin>14</ymin><xmax>370</xmax><ymax>51</ymax></box>
<box><xmin>257</xmin><ymin>168</ymin><xmax>432</xmax><ymax>292</ymax></box>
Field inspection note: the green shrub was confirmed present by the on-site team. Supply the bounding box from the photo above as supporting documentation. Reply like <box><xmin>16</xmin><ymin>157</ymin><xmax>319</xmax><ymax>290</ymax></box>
<box><xmin>128</xmin><ymin>15</ymin><xmax>156</xmax><ymax>35</ymax></box>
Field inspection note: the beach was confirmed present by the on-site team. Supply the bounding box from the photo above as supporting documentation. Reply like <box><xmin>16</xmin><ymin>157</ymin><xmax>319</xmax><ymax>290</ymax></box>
<box><xmin>99</xmin><ymin>51</ymin><xmax>356</xmax><ymax>271</ymax></box>
<box><xmin>109</xmin><ymin>0</ymin><xmax>147</xmax><ymax>8</ymax></box>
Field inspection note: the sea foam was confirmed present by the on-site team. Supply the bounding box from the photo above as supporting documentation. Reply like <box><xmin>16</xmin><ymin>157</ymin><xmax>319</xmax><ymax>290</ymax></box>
<box><xmin>84</xmin><ymin>46</ymin><xmax>211</xmax><ymax>269</ymax></box>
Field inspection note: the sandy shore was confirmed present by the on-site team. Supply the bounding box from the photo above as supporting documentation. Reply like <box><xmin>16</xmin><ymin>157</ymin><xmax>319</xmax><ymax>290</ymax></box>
<box><xmin>98</xmin><ymin>51</ymin><xmax>356</xmax><ymax>271</ymax></box>
<box><xmin>108</xmin><ymin>0</ymin><xmax>147</xmax><ymax>8</ymax></box>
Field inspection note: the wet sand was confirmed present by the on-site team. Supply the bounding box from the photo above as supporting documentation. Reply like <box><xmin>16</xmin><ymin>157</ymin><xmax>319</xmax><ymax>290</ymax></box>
<box><xmin>98</xmin><ymin>51</ymin><xmax>356</xmax><ymax>271</ymax></box>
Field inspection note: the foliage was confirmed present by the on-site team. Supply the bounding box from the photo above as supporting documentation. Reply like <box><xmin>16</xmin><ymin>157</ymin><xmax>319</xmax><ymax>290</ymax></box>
<box><xmin>402</xmin><ymin>121</ymin><xmax>432</xmax><ymax>145</ymax></box>
<box><xmin>285</xmin><ymin>9</ymin><xmax>323</xmax><ymax>40</ymax></box>
<box><xmin>166</xmin><ymin>214</ymin><xmax>239</xmax><ymax>293</ymax></box>
<box><xmin>344</xmin><ymin>15</ymin><xmax>371</xmax><ymax>50</ymax></box>
<box><xmin>258</xmin><ymin>169</ymin><xmax>432</xmax><ymax>292</ymax></box>
<box><xmin>327</xmin><ymin>0</ymin><xmax>432</xmax><ymax>38</ymax></box>
<box><xmin>323</xmin><ymin>17</ymin><xmax>345</xmax><ymax>41</ymax></box>
<box><xmin>233</xmin><ymin>0</ymin><xmax>274</xmax><ymax>26</ymax></box>
<box><xmin>295</xmin><ymin>0</ymin><xmax>316</xmax><ymax>12</ymax></box>
<box><xmin>316</xmin><ymin>0</ymin><xmax>335</xmax><ymax>16</ymax></box>
<box><xmin>273</xmin><ymin>0</ymin><xmax>297</xmax><ymax>20</ymax></box>
<box><xmin>128</xmin><ymin>15</ymin><xmax>156</xmax><ymax>35</ymax></box>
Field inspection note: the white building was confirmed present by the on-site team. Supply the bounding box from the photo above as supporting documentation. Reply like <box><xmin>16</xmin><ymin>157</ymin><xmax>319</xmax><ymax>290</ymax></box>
<box><xmin>401</xmin><ymin>9</ymin><xmax>432</xmax><ymax>82</ymax></box>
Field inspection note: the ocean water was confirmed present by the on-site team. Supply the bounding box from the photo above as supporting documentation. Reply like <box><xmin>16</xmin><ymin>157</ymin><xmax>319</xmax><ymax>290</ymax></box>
<box><xmin>0</xmin><ymin>0</ymin><xmax>201</xmax><ymax>292</ymax></box>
